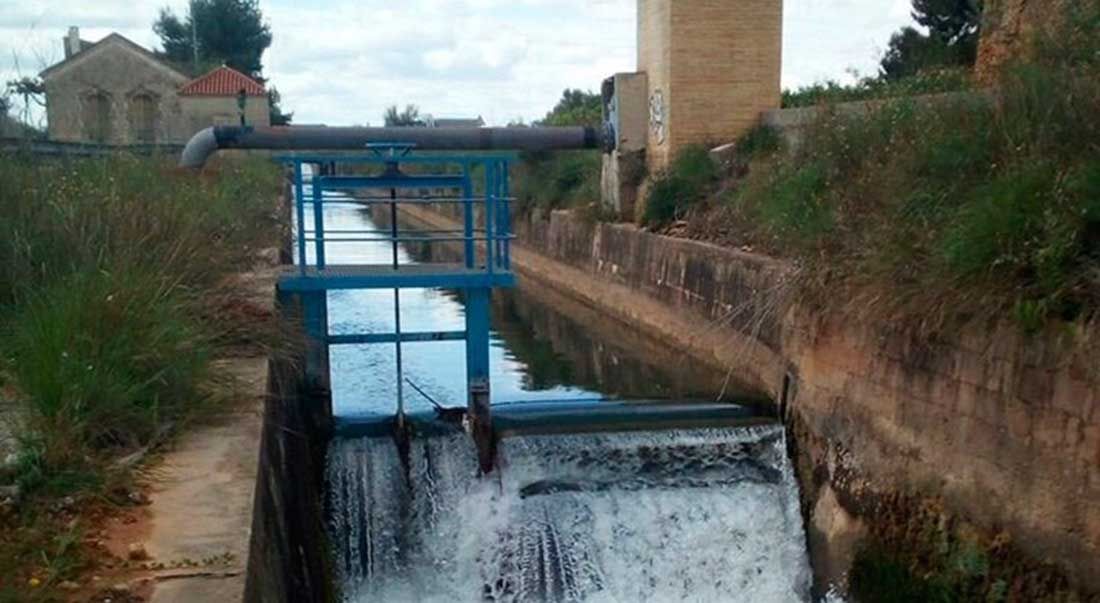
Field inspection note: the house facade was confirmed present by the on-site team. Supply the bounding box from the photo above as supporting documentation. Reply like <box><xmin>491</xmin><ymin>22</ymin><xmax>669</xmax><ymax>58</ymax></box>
<box><xmin>40</xmin><ymin>27</ymin><xmax>270</xmax><ymax>145</ymax></box>
<box><xmin>177</xmin><ymin>65</ymin><xmax>271</xmax><ymax>133</ymax></box>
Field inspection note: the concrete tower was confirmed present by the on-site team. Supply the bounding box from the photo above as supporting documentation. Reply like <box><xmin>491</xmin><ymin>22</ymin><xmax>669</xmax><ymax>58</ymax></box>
<box><xmin>637</xmin><ymin>0</ymin><xmax>783</xmax><ymax>172</ymax></box>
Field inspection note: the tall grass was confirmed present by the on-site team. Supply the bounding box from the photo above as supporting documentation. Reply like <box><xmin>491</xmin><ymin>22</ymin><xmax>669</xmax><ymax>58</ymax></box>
<box><xmin>0</xmin><ymin>153</ymin><xmax>281</xmax><ymax>478</ymax></box>
<box><xmin>512</xmin><ymin>150</ymin><xmax>602</xmax><ymax>214</ymax></box>
<box><xmin>701</xmin><ymin>4</ymin><xmax>1100</xmax><ymax>333</ymax></box>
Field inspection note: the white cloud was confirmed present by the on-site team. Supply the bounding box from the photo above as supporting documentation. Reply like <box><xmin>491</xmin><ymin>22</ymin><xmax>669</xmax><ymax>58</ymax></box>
<box><xmin>1</xmin><ymin>0</ymin><xmax>915</xmax><ymax>128</ymax></box>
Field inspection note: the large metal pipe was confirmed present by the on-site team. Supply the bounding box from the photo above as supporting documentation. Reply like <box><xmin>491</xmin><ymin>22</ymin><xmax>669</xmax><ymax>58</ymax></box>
<box><xmin>180</xmin><ymin>125</ymin><xmax>603</xmax><ymax>168</ymax></box>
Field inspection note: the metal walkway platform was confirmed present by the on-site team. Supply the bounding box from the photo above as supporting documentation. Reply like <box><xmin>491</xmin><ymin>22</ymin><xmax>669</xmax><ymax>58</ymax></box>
<box><xmin>279</xmin><ymin>264</ymin><xmax>516</xmax><ymax>291</ymax></box>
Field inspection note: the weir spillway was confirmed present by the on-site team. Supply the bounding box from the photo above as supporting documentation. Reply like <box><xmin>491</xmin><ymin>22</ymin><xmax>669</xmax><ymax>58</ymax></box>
<box><xmin>295</xmin><ymin>176</ymin><xmax>812</xmax><ymax>601</ymax></box>
<box><xmin>328</xmin><ymin>425</ymin><xmax>811</xmax><ymax>602</ymax></box>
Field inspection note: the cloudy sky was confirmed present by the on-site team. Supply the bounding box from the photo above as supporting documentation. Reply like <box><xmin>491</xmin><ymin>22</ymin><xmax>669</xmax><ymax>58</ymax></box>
<box><xmin>1</xmin><ymin>0</ymin><xmax>916</xmax><ymax>127</ymax></box>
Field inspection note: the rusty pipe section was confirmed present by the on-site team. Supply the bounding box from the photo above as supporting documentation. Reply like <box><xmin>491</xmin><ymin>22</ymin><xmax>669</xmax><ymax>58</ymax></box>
<box><xmin>179</xmin><ymin>125</ymin><xmax>603</xmax><ymax>168</ymax></box>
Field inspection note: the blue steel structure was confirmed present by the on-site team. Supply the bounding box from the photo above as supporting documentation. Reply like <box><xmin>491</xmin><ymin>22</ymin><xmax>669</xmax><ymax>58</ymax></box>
<box><xmin>275</xmin><ymin>146</ymin><xmax>515</xmax><ymax>472</ymax></box>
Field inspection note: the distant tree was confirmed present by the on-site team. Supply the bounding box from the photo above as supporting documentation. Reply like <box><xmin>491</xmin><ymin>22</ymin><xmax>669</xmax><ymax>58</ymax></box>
<box><xmin>913</xmin><ymin>0</ymin><xmax>983</xmax><ymax>45</ymax></box>
<box><xmin>154</xmin><ymin>0</ymin><xmax>272</xmax><ymax>77</ymax></box>
<box><xmin>538</xmin><ymin>89</ymin><xmax>601</xmax><ymax>128</ymax></box>
<box><xmin>0</xmin><ymin>95</ymin><xmax>9</xmax><ymax>116</ymax></box>
<box><xmin>384</xmin><ymin>104</ymin><xmax>423</xmax><ymax>127</ymax></box>
<box><xmin>5</xmin><ymin>77</ymin><xmax>45</xmax><ymax>125</ymax></box>
<box><xmin>268</xmin><ymin>87</ymin><xmax>292</xmax><ymax>125</ymax></box>
<box><xmin>880</xmin><ymin>0</ymin><xmax>983</xmax><ymax>80</ymax></box>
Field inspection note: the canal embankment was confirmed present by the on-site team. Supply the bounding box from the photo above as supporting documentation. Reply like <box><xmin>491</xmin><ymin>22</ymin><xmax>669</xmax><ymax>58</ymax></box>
<box><xmin>401</xmin><ymin>202</ymin><xmax>1100</xmax><ymax>599</ymax></box>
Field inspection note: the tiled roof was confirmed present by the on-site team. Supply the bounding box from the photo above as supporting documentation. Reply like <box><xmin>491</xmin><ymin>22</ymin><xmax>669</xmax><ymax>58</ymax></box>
<box><xmin>179</xmin><ymin>66</ymin><xmax>266</xmax><ymax>97</ymax></box>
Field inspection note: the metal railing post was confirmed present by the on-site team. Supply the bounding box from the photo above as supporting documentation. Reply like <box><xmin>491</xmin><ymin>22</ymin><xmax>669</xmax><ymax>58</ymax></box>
<box><xmin>462</xmin><ymin>162</ymin><xmax>474</xmax><ymax>269</ymax></box>
<box><xmin>312</xmin><ymin>169</ymin><xmax>326</xmax><ymax>269</ymax></box>
<box><xmin>294</xmin><ymin>161</ymin><xmax>307</xmax><ymax>274</ymax></box>
<box><xmin>501</xmin><ymin>160</ymin><xmax>511</xmax><ymax>270</ymax></box>
<box><xmin>484</xmin><ymin>161</ymin><xmax>495</xmax><ymax>274</ymax></box>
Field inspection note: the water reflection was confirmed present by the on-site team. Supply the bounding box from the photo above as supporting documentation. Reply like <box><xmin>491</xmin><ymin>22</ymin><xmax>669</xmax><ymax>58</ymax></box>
<box><xmin>304</xmin><ymin>191</ymin><xmax>761</xmax><ymax>419</ymax></box>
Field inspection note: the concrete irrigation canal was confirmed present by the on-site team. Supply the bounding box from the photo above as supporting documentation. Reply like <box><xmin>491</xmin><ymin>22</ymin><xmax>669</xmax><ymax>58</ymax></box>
<box><xmin>6</xmin><ymin>1</ymin><xmax>1100</xmax><ymax>600</ymax></box>
<box><xmin>247</xmin><ymin>166</ymin><xmax>812</xmax><ymax>601</ymax></box>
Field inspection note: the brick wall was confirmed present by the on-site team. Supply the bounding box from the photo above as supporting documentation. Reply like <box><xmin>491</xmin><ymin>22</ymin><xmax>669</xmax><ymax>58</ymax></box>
<box><xmin>668</xmin><ymin>0</ymin><xmax>782</xmax><ymax>152</ymax></box>
<box><xmin>637</xmin><ymin>0</ymin><xmax>782</xmax><ymax>172</ymax></box>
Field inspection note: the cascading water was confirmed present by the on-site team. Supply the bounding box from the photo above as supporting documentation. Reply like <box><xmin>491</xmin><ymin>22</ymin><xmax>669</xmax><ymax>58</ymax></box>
<box><xmin>306</xmin><ymin>180</ymin><xmax>813</xmax><ymax>601</ymax></box>
<box><xmin>327</xmin><ymin>425</ymin><xmax>812</xmax><ymax>602</ymax></box>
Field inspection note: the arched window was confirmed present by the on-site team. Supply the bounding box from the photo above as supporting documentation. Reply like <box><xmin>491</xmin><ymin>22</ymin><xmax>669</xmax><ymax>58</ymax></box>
<box><xmin>82</xmin><ymin>92</ymin><xmax>111</xmax><ymax>142</ymax></box>
<box><xmin>128</xmin><ymin>93</ymin><xmax>157</xmax><ymax>143</ymax></box>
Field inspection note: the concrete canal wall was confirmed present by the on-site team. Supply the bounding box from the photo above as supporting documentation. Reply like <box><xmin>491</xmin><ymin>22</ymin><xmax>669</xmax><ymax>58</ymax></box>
<box><xmin>242</xmin><ymin>347</ymin><xmax>334</xmax><ymax>603</ymax></box>
<box><xmin>404</xmin><ymin>204</ymin><xmax>1100</xmax><ymax>596</ymax></box>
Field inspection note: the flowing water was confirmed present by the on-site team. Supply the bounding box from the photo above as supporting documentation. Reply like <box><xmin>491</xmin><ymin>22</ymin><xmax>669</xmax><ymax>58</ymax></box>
<box><xmin>328</xmin><ymin>426</ymin><xmax>811</xmax><ymax>602</ymax></box>
<box><xmin>302</xmin><ymin>184</ymin><xmax>812</xmax><ymax>601</ymax></box>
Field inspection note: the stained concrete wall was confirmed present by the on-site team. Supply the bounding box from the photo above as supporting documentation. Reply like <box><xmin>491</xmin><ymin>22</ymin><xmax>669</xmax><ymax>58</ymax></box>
<box><xmin>243</xmin><ymin>352</ymin><xmax>334</xmax><ymax>603</ymax></box>
<box><xmin>407</xmin><ymin>202</ymin><xmax>1100</xmax><ymax>597</ymax></box>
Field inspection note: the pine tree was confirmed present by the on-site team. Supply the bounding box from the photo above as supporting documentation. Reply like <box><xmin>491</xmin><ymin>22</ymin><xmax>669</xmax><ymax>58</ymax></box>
<box><xmin>154</xmin><ymin>0</ymin><xmax>272</xmax><ymax>77</ymax></box>
<box><xmin>880</xmin><ymin>0</ymin><xmax>983</xmax><ymax>80</ymax></box>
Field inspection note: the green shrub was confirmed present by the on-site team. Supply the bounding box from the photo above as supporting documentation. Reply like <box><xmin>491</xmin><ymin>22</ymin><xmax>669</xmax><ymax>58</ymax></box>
<box><xmin>642</xmin><ymin>145</ymin><xmax>719</xmax><ymax>227</ymax></box>
<box><xmin>940</xmin><ymin>167</ymin><xmax>1047</xmax><ymax>274</ymax></box>
<box><xmin>643</xmin><ymin>174</ymin><xmax>696</xmax><ymax>227</ymax></box>
<box><xmin>512</xmin><ymin>151</ymin><xmax>601</xmax><ymax>213</ymax></box>
<box><xmin>738</xmin><ymin>162</ymin><xmax>831</xmax><ymax>241</ymax></box>
<box><xmin>782</xmin><ymin>67</ymin><xmax>975</xmax><ymax>109</ymax></box>
<box><xmin>735</xmin><ymin>123</ymin><xmax>783</xmax><ymax>159</ymax></box>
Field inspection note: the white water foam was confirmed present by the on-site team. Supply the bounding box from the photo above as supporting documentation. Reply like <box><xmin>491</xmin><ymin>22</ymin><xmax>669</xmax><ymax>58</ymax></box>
<box><xmin>328</xmin><ymin>425</ymin><xmax>812</xmax><ymax>602</ymax></box>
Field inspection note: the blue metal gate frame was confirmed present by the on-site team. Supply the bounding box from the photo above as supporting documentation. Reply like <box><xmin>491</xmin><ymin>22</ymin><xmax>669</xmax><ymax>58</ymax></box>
<box><xmin>275</xmin><ymin>146</ymin><xmax>515</xmax><ymax>472</ymax></box>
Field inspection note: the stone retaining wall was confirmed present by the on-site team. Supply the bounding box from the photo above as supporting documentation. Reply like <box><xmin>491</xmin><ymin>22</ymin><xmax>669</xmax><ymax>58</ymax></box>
<box><xmin>407</xmin><ymin>203</ymin><xmax>1100</xmax><ymax>596</ymax></box>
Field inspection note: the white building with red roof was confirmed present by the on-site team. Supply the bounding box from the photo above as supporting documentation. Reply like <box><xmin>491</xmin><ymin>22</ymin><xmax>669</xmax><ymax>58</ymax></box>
<box><xmin>178</xmin><ymin>65</ymin><xmax>271</xmax><ymax>134</ymax></box>
<box><xmin>40</xmin><ymin>27</ymin><xmax>270</xmax><ymax>145</ymax></box>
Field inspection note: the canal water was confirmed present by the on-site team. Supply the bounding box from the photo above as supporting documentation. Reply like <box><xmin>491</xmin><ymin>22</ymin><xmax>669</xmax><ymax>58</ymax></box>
<box><xmin>302</xmin><ymin>185</ymin><xmax>813</xmax><ymax>601</ymax></box>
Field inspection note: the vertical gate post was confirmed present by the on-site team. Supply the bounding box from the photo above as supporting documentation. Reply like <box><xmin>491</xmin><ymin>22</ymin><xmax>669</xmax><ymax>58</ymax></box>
<box><xmin>465</xmin><ymin>287</ymin><xmax>493</xmax><ymax>472</ymax></box>
<box><xmin>300</xmin><ymin>290</ymin><xmax>330</xmax><ymax>395</ymax></box>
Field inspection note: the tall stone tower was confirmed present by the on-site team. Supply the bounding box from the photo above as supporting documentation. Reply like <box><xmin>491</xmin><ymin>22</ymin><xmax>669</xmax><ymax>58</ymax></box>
<box><xmin>637</xmin><ymin>0</ymin><xmax>783</xmax><ymax>172</ymax></box>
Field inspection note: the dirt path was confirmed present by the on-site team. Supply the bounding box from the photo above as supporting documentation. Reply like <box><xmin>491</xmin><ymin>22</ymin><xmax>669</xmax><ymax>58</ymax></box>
<box><xmin>88</xmin><ymin>358</ymin><xmax>267</xmax><ymax>603</ymax></box>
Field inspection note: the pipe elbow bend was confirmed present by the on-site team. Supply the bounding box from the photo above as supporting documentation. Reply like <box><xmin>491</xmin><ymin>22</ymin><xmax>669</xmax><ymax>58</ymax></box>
<box><xmin>179</xmin><ymin>127</ymin><xmax>219</xmax><ymax>169</ymax></box>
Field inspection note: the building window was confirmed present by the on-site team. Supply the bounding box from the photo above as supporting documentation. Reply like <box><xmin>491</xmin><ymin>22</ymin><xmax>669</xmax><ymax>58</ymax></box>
<box><xmin>82</xmin><ymin>92</ymin><xmax>111</xmax><ymax>143</ymax></box>
<box><xmin>128</xmin><ymin>93</ymin><xmax>157</xmax><ymax>143</ymax></box>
